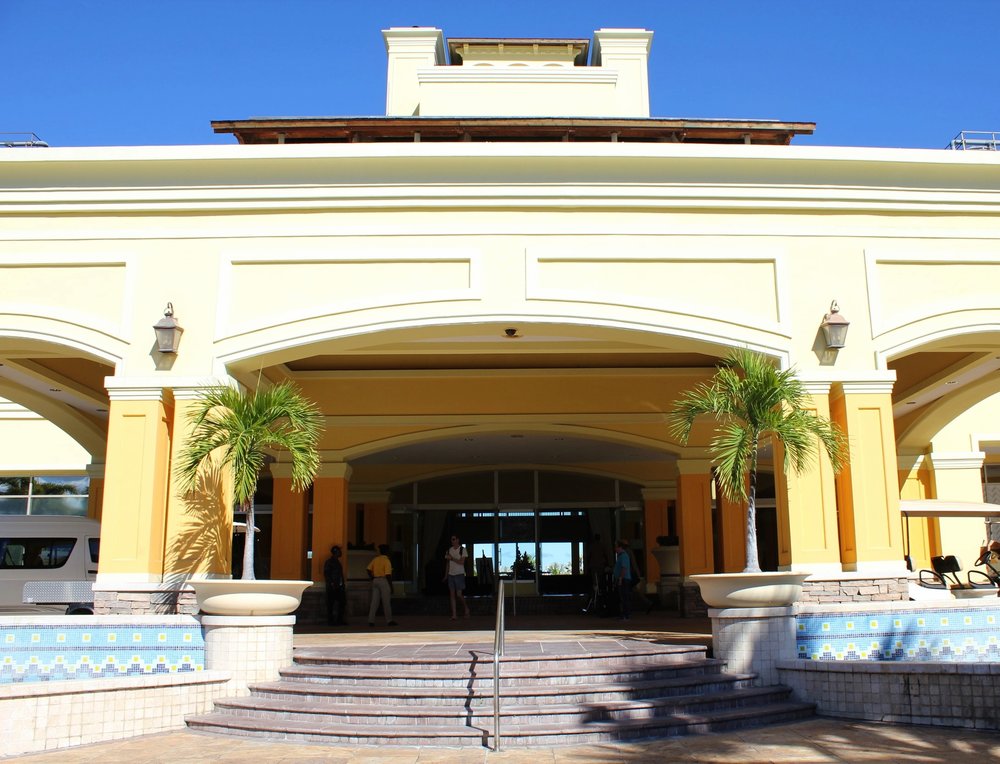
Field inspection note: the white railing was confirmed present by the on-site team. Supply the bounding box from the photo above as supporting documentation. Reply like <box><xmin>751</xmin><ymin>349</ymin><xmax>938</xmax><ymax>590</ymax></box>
<box><xmin>947</xmin><ymin>131</ymin><xmax>1000</xmax><ymax>150</ymax></box>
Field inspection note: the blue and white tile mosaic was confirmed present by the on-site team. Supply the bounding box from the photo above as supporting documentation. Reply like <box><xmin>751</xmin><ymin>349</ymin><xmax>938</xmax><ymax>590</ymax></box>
<box><xmin>0</xmin><ymin>622</ymin><xmax>205</xmax><ymax>683</ymax></box>
<box><xmin>796</xmin><ymin>607</ymin><xmax>1000</xmax><ymax>662</ymax></box>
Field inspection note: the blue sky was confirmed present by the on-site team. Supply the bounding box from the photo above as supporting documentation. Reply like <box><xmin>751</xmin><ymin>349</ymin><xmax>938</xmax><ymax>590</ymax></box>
<box><xmin>3</xmin><ymin>0</ymin><xmax>999</xmax><ymax>149</ymax></box>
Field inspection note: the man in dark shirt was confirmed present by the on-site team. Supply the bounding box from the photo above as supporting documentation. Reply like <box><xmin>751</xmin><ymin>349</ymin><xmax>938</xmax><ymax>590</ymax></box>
<box><xmin>323</xmin><ymin>545</ymin><xmax>347</xmax><ymax>625</ymax></box>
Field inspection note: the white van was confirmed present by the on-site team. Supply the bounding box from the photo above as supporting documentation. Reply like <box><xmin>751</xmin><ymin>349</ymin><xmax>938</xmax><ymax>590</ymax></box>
<box><xmin>0</xmin><ymin>516</ymin><xmax>100</xmax><ymax>614</ymax></box>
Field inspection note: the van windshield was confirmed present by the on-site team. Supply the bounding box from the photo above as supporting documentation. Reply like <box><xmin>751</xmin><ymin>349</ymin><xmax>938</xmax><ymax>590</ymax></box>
<box><xmin>0</xmin><ymin>537</ymin><xmax>76</xmax><ymax>569</ymax></box>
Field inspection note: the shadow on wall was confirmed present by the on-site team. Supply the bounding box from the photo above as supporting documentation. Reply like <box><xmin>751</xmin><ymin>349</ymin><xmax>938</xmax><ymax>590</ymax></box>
<box><xmin>164</xmin><ymin>464</ymin><xmax>232</xmax><ymax>605</ymax></box>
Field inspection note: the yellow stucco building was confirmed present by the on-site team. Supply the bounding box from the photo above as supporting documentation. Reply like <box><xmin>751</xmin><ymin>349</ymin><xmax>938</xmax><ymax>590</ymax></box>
<box><xmin>2</xmin><ymin>27</ymin><xmax>999</xmax><ymax>614</ymax></box>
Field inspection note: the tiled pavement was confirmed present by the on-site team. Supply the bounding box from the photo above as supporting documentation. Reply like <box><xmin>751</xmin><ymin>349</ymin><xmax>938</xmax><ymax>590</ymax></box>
<box><xmin>6</xmin><ymin>613</ymin><xmax>1000</xmax><ymax>761</ymax></box>
<box><xmin>8</xmin><ymin>719</ymin><xmax>1000</xmax><ymax>762</ymax></box>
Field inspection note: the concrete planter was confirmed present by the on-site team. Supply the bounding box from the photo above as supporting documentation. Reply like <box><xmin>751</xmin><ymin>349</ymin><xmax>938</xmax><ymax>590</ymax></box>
<box><xmin>691</xmin><ymin>572</ymin><xmax>810</xmax><ymax>608</ymax></box>
<box><xmin>191</xmin><ymin>579</ymin><xmax>312</xmax><ymax>616</ymax></box>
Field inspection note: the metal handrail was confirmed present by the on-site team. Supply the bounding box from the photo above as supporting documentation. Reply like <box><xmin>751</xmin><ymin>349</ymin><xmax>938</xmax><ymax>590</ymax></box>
<box><xmin>492</xmin><ymin>577</ymin><xmax>506</xmax><ymax>752</ymax></box>
<box><xmin>947</xmin><ymin>131</ymin><xmax>1000</xmax><ymax>151</ymax></box>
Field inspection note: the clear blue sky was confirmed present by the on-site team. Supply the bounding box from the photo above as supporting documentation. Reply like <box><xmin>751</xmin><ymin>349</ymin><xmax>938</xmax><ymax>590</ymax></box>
<box><xmin>3</xmin><ymin>0</ymin><xmax>999</xmax><ymax>149</ymax></box>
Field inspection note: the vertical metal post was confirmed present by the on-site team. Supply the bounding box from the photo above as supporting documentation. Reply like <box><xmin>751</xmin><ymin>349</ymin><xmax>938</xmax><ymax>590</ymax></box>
<box><xmin>492</xmin><ymin>578</ymin><xmax>505</xmax><ymax>752</ymax></box>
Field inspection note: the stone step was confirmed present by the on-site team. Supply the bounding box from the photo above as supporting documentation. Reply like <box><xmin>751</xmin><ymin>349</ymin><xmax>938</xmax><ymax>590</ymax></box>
<box><xmin>187</xmin><ymin>700</ymin><xmax>816</xmax><ymax>747</ymax></box>
<box><xmin>250</xmin><ymin>672</ymin><xmax>757</xmax><ymax>706</ymax></box>
<box><xmin>215</xmin><ymin>685</ymin><xmax>791</xmax><ymax>727</ymax></box>
<box><xmin>280</xmin><ymin>656</ymin><xmax>727</xmax><ymax>688</ymax></box>
<box><xmin>293</xmin><ymin>643</ymin><xmax>706</xmax><ymax>672</ymax></box>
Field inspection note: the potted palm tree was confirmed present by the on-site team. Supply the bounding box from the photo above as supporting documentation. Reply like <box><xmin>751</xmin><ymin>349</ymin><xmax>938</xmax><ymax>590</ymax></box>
<box><xmin>177</xmin><ymin>380</ymin><xmax>323</xmax><ymax>616</ymax></box>
<box><xmin>669</xmin><ymin>348</ymin><xmax>847</xmax><ymax>607</ymax></box>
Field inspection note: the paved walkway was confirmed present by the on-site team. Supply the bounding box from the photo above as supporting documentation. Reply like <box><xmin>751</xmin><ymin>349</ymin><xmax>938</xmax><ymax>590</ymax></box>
<box><xmin>7</xmin><ymin>614</ymin><xmax>1000</xmax><ymax>761</ymax></box>
<box><xmin>8</xmin><ymin>718</ymin><xmax>1000</xmax><ymax>762</ymax></box>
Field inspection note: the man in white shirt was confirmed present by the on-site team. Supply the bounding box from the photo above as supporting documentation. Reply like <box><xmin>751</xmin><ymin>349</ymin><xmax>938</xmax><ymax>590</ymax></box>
<box><xmin>443</xmin><ymin>534</ymin><xmax>471</xmax><ymax>620</ymax></box>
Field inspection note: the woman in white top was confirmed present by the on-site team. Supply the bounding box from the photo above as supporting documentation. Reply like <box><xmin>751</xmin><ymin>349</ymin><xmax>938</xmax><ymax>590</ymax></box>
<box><xmin>443</xmin><ymin>534</ymin><xmax>471</xmax><ymax>620</ymax></box>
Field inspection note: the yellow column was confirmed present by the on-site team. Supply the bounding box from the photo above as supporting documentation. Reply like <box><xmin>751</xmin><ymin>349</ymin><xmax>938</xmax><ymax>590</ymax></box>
<box><xmin>717</xmin><ymin>487</ymin><xmax>746</xmax><ymax>573</ymax></box>
<box><xmin>898</xmin><ymin>452</ymin><xmax>936</xmax><ymax>569</ymax></box>
<box><xmin>162</xmin><ymin>389</ymin><xmax>232</xmax><ymax>580</ymax></box>
<box><xmin>676</xmin><ymin>460</ymin><xmax>714</xmax><ymax>576</ymax></box>
<box><xmin>97</xmin><ymin>388</ymin><xmax>172</xmax><ymax>583</ymax></box>
<box><xmin>311</xmin><ymin>463</ymin><xmax>352</xmax><ymax>585</ymax></box>
<box><xmin>831</xmin><ymin>380</ymin><xmax>906</xmax><ymax>574</ymax></box>
<box><xmin>928</xmin><ymin>451</ymin><xmax>987</xmax><ymax>561</ymax></box>
<box><xmin>642</xmin><ymin>483</ymin><xmax>673</xmax><ymax>579</ymax></box>
<box><xmin>86</xmin><ymin>463</ymin><xmax>105</xmax><ymax>521</ymax></box>
<box><xmin>772</xmin><ymin>382</ymin><xmax>842</xmax><ymax>573</ymax></box>
<box><xmin>270</xmin><ymin>463</ymin><xmax>309</xmax><ymax>580</ymax></box>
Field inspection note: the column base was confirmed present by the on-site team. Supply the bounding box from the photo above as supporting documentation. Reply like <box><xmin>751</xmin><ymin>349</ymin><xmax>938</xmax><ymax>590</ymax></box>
<box><xmin>93</xmin><ymin>581</ymin><xmax>198</xmax><ymax>615</ymax></box>
<box><xmin>709</xmin><ymin>605</ymin><xmax>796</xmax><ymax>686</ymax></box>
<box><xmin>200</xmin><ymin>615</ymin><xmax>295</xmax><ymax>696</ymax></box>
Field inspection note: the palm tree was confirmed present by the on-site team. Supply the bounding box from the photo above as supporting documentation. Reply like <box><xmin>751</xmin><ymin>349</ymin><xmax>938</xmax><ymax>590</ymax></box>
<box><xmin>669</xmin><ymin>348</ymin><xmax>847</xmax><ymax>573</ymax></box>
<box><xmin>176</xmin><ymin>381</ymin><xmax>323</xmax><ymax>580</ymax></box>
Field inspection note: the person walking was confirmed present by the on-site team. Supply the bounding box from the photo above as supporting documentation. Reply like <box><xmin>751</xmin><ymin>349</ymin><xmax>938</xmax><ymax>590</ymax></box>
<box><xmin>323</xmin><ymin>545</ymin><xmax>347</xmax><ymax>625</ymax></box>
<box><xmin>366</xmin><ymin>544</ymin><xmax>397</xmax><ymax>627</ymax></box>
<box><xmin>613</xmin><ymin>539</ymin><xmax>632</xmax><ymax>620</ymax></box>
<box><xmin>624</xmin><ymin>541</ymin><xmax>654</xmax><ymax>614</ymax></box>
<box><xmin>442</xmin><ymin>534</ymin><xmax>471</xmax><ymax>620</ymax></box>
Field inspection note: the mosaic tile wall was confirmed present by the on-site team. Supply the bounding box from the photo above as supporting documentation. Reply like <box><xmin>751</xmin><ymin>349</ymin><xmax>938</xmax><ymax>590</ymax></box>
<box><xmin>1</xmin><ymin>622</ymin><xmax>205</xmax><ymax>683</ymax></box>
<box><xmin>796</xmin><ymin>607</ymin><xmax>1000</xmax><ymax>661</ymax></box>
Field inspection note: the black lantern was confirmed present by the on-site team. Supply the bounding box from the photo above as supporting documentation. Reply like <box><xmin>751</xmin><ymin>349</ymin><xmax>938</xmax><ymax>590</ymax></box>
<box><xmin>153</xmin><ymin>302</ymin><xmax>183</xmax><ymax>353</ymax></box>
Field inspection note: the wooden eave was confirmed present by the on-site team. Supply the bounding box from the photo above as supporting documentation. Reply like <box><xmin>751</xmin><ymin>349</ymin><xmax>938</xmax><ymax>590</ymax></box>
<box><xmin>211</xmin><ymin>117</ymin><xmax>816</xmax><ymax>146</ymax></box>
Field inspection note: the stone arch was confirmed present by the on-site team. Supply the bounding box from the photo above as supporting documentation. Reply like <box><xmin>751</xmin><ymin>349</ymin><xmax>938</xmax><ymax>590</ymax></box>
<box><xmin>0</xmin><ymin>332</ymin><xmax>120</xmax><ymax>460</ymax></box>
<box><xmin>217</xmin><ymin>313</ymin><xmax>789</xmax><ymax>375</ymax></box>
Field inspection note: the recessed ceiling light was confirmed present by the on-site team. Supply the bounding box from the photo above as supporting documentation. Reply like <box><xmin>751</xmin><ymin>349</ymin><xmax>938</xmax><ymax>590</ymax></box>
<box><xmin>945</xmin><ymin>380</ymin><xmax>957</xmax><ymax>385</ymax></box>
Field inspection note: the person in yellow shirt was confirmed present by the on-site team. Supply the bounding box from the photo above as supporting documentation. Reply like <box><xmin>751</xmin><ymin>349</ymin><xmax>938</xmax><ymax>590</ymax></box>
<box><xmin>366</xmin><ymin>544</ymin><xmax>397</xmax><ymax>627</ymax></box>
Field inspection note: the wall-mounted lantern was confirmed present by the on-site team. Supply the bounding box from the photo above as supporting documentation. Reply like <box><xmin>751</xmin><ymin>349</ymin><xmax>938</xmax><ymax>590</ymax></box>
<box><xmin>153</xmin><ymin>302</ymin><xmax>183</xmax><ymax>353</ymax></box>
<box><xmin>821</xmin><ymin>300</ymin><xmax>849</xmax><ymax>350</ymax></box>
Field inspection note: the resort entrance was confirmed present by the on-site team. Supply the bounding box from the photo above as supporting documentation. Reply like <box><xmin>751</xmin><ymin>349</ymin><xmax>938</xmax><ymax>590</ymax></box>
<box><xmin>384</xmin><ymin>470</ymin><xmax>646</xmax><ymax>600</ymax></box>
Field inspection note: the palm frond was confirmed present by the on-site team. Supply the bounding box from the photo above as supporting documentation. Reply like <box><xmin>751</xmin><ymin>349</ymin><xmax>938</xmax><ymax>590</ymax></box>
<box><xmin>669</xmin><ymin>347</ymin><xmax>849</xmax><ymax>573</ymax></box>
<box><xmin>177</xmin><ymin>380</ymin><xmax>323</xmax><ymax>504</ymax></box>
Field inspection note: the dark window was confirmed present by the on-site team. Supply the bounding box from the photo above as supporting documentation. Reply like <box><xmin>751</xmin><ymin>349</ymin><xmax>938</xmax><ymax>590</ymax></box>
<box><xmin>0</xmin><ymin>477</ymin><xmax>30</xmax><ymax>495</ymax></box>
<box><xmin>88</xmin><ymin>538</ymin><xmax>100</xmax><ymax>564</ymax></box>
<box><xmin>0</xmin><ymin>537</ymin><xmax>76</xmax><ymax>569</ymax></box>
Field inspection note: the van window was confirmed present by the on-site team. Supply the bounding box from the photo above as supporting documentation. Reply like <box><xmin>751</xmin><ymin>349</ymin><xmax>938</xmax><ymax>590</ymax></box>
<box><xmin>88</xmin><ymin>538</ymin><xmax>100</xmax><ymax>564</ymax></box>
<box><xmin>0</xmin><ymin>537</ymin><xmax>76</xmax><ymax>569</ymax></box>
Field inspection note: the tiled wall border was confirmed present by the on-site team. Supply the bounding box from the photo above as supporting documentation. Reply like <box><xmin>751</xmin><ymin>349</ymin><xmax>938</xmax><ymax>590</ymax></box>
<box><xmin>1</xmin><ymin>615</ymin><xmax>204</xmax><ymax>684</ymax></box>
<box><xmin>795</xmin><ymin>600</ymin><xmax>1000</xmax><ymax>662</ymax></box>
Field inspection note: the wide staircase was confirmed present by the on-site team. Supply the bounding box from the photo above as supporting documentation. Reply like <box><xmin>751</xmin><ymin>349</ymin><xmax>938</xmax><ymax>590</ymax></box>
<box><xmin>187</xmin><ymin>638</ymin><xmax>814</xmax><ymax>747</ymax></box>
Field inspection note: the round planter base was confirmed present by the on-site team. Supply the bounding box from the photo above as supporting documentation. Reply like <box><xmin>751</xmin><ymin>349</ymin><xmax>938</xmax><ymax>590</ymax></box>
<box><xmin>690</xmin><ymin>572</ymin><xmax>810</xmax><ymax>608</ymax></box>
<box><xmin>191</xmin><ymin>579</ymin><xmax>312</xmax><ymax>616</ymax></box>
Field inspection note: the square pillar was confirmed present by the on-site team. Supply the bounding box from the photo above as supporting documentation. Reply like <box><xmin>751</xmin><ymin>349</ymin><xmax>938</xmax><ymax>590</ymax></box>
<box><xmin>773</xmin><ymin>381</ymin><xmax>843</xmax><ymax>574</ymax></box>
<box><xmin>383</xmin><ymin>27</ymin><xmax>444</xmax><ymax>116</ymax></box>
<box><xmin>831</xmin><ymin>379</ymin><xmax>906</xmax><ymax>574</ymax></box>
<box><xmin>97</xmin><ymin>386</ymin><xmax>172</xmax><ymax>583</ymax></box>
<box><xmin>642</xmin><ymin>484</ymin><xmax>672</xmax><ymax>579</ymax></box>
<box><xmin>928</xmin><ymin>451</ymin><xmax>988</xmax><ymax>561</ymax></box>
<box><xmin>718</xmin><ymin>488</ymin><xmax>747</xmax><ymax>573</ymax></box>
<box><xmin>898</xmin><ymin>452</ymin><xmax>937</xmax><ymax>569</ymax></box>
<box><xmin>311</xmin><ymin>463</ymin><xmax>352</xmax><ymax>585</ymax></box>
<box><xmin>163</xmin><ymin>388</ymin><xmax>233</xmax><ymax>581</ymax></box>
<box><xmin>592</xmin><ymin>29</ymin><xmax>653</xmax><ymax>117</ymax></box>
<box><xmin>270</xmin><ymin>464</ymin><xmax>310</xmax><ymax>580</ymax></box>
<box><xmin>676</xmin><ymin>459</ymin><xmax>715</xmax><ymax>576</ymax></box>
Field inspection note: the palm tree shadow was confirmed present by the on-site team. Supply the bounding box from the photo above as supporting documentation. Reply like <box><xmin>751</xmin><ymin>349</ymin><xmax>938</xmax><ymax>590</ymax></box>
<box><xmin>162</xmin><ymin>461</ymin><xmax>232</xmax><ymax>612</ymax></box>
